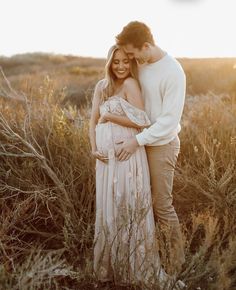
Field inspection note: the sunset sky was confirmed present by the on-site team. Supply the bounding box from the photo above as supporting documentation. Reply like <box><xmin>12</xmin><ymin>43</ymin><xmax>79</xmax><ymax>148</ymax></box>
<box><xmin>1</xmin><ymin>0</ymin><xmax>236</xmax><ymax>58</ymax></box>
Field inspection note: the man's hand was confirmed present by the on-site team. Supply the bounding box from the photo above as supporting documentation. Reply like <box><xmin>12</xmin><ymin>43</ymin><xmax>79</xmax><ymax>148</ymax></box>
<box><xmin>116</xmin><ymin>137</ymin><xmax>139</xmax><ymax>161</ymax></box>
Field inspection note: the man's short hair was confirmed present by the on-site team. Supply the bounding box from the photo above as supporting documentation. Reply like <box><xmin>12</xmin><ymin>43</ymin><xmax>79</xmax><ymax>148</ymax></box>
<box><xmin>116</xmin><ymin>21</ymin><xmax>155</xmax><ymax>49</ymax></box>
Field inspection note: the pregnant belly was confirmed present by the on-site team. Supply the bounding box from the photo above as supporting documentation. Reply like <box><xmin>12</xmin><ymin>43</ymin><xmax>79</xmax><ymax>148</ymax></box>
<box><xmin>95</xmin><ymin>122</ymin><xmax>138</xmax><ymax>157</ymax></box>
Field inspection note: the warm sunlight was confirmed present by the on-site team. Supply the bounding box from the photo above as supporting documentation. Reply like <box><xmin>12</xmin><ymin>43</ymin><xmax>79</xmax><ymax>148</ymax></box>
<box><xmin>0</xmin><ymin>1</ymin><xmax>236</xmax><ymax>289</ymax></box>
<box><xmin>1</xmin><ymin>0</ymin><xmax>236</xmax><ymax>58</ymax></box>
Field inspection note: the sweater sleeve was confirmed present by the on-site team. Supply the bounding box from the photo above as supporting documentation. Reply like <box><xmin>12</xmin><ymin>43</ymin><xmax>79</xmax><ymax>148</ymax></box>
<box><xmin>136</xmin><ymin>69</ymin><xmax>186</xmax><ymax>146</ymax></box>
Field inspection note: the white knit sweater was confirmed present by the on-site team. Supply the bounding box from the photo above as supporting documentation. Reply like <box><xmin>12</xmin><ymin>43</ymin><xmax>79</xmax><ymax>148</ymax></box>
<box><xmin>136</xmin><ymin>53</ymin><xmax>186</xmax><ymax>146</ymax></box>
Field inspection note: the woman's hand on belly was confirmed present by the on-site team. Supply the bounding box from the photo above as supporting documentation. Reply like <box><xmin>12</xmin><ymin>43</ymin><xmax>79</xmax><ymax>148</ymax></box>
<box><xmin>92</xmin><ymin>150</ymin><xmax>109</xmax><ymax>163</ymax></box>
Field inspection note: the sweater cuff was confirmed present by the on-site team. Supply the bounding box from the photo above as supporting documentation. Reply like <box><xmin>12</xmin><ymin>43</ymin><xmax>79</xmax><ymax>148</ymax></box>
<box><xmin>136</xmin><ymin>131</ymin><xmax>147</xmax><ymax>146</ymax></box>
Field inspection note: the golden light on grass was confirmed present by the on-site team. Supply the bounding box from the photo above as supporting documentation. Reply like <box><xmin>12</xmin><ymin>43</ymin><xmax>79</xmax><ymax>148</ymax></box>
<box><xmin>0</xmin><ymin>54</ymin><xmax>235</xmax><ymax>289</ymax></box>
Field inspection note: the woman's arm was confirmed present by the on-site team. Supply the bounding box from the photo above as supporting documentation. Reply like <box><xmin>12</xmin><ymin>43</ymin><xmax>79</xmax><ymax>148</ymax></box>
<box><xmin>99</xmin><ymin>112</ymin><xmax>148</xmax><ymax>129</ymax></box>
<box><xmin>98</xmin><ymin>78</ymin><xmax>148</xmax><ymax>129</ymax></box>
<box><xmin>89</xmin><ymin>82</ymin><xmax>100</xmax><ymax>152</ymax></box>
<box><xmin>89</xmin><ymin>81</ymin><xmax>108</xmax><ymax>163</ymax></box>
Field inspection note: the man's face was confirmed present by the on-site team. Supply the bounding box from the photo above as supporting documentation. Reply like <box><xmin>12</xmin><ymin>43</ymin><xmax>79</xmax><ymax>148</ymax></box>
<box><xmin>122</xmin><ymin>43</ymin><xmax>149</xmax><ymax>64</ymax></box>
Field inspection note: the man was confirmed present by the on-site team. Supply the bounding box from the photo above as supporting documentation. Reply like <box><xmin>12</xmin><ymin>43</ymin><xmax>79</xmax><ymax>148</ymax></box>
<box><xmin>116</xmin><ymin>21</ymin><xmax>186</xmax><ymax>274</ymax></box>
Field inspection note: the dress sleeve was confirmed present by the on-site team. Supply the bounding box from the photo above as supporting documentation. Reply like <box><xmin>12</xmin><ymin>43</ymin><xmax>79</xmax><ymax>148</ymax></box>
<box><xmin>119</xmin><ymin>97</ymin><xmax>151</xmax><ymax>127</ymax></box>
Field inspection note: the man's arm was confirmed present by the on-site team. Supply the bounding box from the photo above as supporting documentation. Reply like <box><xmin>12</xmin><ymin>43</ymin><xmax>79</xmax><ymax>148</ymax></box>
<box><xmin>117</xmin><ymin>69</ymin><xmax>186</xmax><ymax>161</ymax></box>
<box><xmin>136</xmin><ymin>70</ymin><xmax>186</xmax><ymax>146</ymax></box>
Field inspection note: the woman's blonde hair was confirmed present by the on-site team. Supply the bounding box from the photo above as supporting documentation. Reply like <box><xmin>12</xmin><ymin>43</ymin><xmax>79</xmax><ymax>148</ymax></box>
<box><xmin>100</xmin><ymin>44</ymin><xmax>140</xmax><ymax>103</ymax></box>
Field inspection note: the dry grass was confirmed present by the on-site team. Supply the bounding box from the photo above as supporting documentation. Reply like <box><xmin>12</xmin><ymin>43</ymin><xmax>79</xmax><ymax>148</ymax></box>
<box><xmin>0</xmin><ymin>55</ymin><xmax>235</xmax><ymax>290</ymax></box>
<box><xmin>1</xmin><ymin>53</ymin><xmax>236</xmax><ymax>105</ymax></box>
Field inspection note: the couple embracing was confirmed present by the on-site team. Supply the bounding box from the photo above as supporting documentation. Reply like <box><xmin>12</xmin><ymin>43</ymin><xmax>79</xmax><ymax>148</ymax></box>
<box><xmin>89</xmin><ymin>21</ymin><xmax>186</xmax><ymax>289</ymax></box>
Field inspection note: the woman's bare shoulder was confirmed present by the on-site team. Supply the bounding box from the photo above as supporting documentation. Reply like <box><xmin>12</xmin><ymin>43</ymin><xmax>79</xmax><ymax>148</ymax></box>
<box><xmin>123</xmin><ymin>77</ymin><xmax>141</xmax><ymax>96</ymax></box>
<box><xmin>123</xmin><ymin>77</ymin><xmax>139</xmax><ymax>88</ymax></box>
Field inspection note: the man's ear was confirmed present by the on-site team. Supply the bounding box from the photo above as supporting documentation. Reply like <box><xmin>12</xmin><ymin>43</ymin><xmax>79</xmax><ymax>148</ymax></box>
<box><xmin>143</xmin><ymin>42</ymin><xmax>151</xmax><ymax>49</ymax></box>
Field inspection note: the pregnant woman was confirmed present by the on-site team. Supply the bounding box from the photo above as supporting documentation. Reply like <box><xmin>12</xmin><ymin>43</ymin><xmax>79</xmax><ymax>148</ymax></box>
<box><xmin>89</xmin><ymin>45</ymin><xmax>185</xmax><ymax>289</ymax></box>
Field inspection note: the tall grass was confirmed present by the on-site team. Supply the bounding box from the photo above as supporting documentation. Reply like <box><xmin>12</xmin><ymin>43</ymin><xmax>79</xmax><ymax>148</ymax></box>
<box><xmin>0</xmin><ymin>76</ymin><xmax>96</xmax><ymax>289</ymax></box>
<box><xmin>0</xmin><ymin>72</ymin><xmax>235</xmax><ymax>289</ymax></box>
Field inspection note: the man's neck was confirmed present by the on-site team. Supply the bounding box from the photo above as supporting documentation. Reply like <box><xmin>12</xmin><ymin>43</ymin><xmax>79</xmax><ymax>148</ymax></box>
<box><xmin>148</xmin><ymin>46</ymin><xmax>166</xmax><ymax>64</ymax></box>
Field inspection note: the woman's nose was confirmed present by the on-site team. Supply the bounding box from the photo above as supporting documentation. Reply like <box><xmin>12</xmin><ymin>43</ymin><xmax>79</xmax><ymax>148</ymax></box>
<box><xmin>118</xmin><ymin>63</ymin><xmax>124</xmax><ymax>69</ymax></box>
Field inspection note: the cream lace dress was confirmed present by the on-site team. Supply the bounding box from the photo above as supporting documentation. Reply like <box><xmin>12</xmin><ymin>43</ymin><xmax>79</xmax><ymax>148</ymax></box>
<box><xmin>93</xmin><ymin>96</ymin><xmax>185</xmax><ymax>290</ymax></box>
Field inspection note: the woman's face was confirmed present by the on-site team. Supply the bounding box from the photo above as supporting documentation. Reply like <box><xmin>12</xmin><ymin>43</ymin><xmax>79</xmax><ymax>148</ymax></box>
<box><xmin>111</xmin><ymin>49</ymin><xmax>130</xmax><ymax>80</ymax></box>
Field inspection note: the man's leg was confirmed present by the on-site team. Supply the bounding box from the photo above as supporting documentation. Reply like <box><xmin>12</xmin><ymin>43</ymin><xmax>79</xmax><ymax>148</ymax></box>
<box><xmin>146</xmin><ymin>136</ymin><xmax>185</xmax><ymax>274</ymax></box>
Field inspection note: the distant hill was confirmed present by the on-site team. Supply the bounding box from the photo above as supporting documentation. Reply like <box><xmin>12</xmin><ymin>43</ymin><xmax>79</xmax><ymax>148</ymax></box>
<box><xmin>0</xmin><ymin>53</ymin><xmax>235</xmax><ymax>106</ymax></box>
<box><xmin>0</xmin><ymin>53</ymin><xmax>105</xmax><ymax>75</ymax></box>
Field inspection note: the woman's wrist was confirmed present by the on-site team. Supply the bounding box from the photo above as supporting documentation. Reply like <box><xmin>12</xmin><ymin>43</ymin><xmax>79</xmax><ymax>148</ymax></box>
<box><xmin>105</xmin><ymin>112</ymin><xmax>112</xmax><ymax>121</ymax></box>
<box><xmin>91</xmin><ymin>147</ymin><xmax>97</xmax><ymax>153</ymax></box>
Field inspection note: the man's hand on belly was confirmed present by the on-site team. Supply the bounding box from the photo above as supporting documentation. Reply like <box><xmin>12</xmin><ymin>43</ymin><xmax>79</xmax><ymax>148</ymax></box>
<box><xmin>116</xmin><ymin>137</ymin><xmax>139</xmax><ymax>161</ymax></box>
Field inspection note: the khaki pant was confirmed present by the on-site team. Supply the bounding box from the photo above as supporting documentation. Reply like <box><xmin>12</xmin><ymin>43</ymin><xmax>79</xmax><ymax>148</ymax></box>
<box><xmin>145</xmin><ymin>136</ymin><xmax>185</xmax><ymax>273</ymax></box>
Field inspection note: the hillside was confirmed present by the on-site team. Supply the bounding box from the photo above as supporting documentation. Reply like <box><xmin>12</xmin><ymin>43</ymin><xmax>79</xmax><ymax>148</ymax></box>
<box><xmin>0</xmin><ymin>53</ymin><xmax>235</xmax><ymax>106</ymax></box>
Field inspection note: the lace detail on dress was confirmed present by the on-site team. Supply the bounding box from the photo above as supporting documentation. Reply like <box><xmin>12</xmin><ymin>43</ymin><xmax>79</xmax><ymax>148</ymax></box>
<box><xmin>119</xmin><ymin>97</ymin><xmax>151</xmax><ymax>127</ymax></box>
<box><xmin>94</xmin><ymin>94</ymin><xmax>186</xmax><ymax>289</ymax></box>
